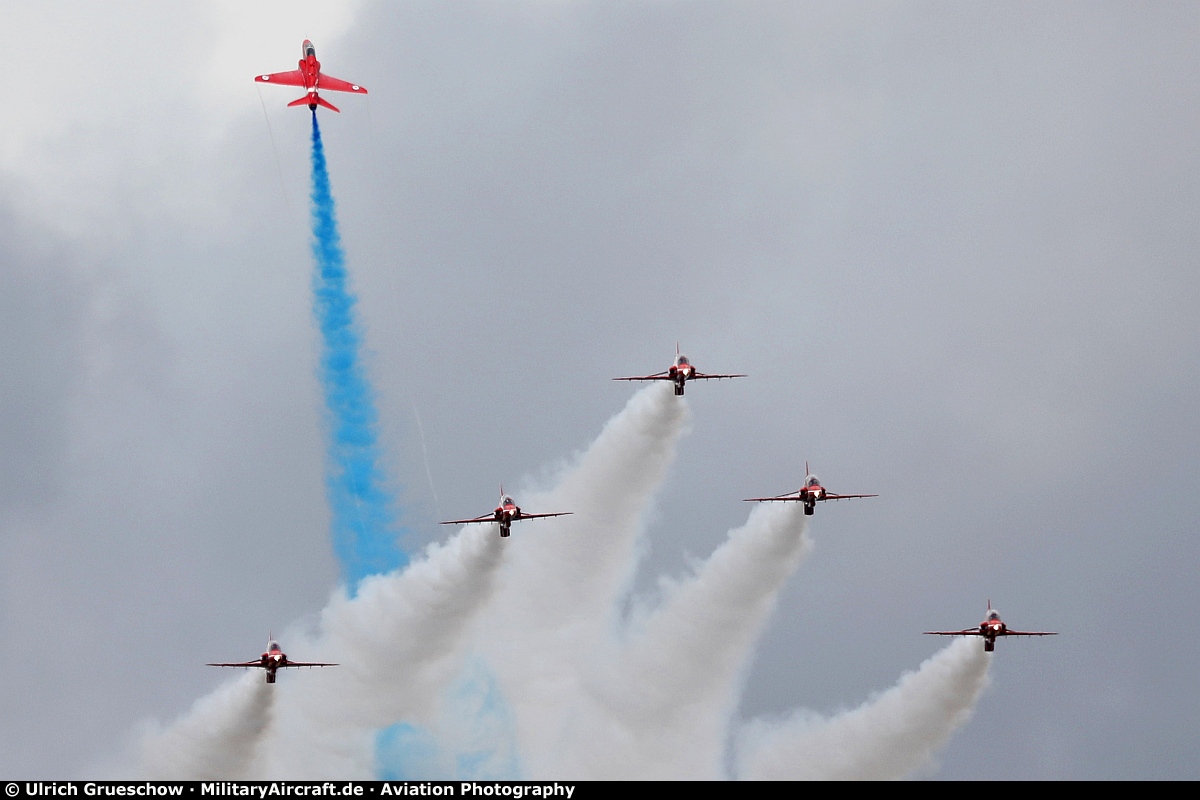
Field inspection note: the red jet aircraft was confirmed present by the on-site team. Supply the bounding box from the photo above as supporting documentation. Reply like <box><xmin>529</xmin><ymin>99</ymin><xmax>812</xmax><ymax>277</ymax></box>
<box><xmin>255</xmin><ymin>40</ymin><xmax>367</xmax><ymax>112</ymax></box>
<box><xmin>208</xmin><ymin>637</ymin><xmax>336</xmax><ymax>683</ymax></box>
<box><xmin>745</xmin><ymin>462</ymin><xmax>877</xmax><ymax>515</ymax></box>
<box><xmin>441</xmin><ymin>488</ymin><xmax>571</xmax><ymax>538</ymax></box>
<box><xmin>924</xmin><ymin>602</ymin><xmax>1057</xmax><ymax>652</ymax></box>
<box><xmin>614</xmin><ymin>346</ymin><xmax>746</xmax><ymax>396</ymax></box>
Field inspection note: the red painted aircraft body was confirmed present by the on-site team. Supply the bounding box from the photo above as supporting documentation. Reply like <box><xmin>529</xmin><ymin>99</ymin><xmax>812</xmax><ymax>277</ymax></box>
<box><xmin>745</xmin><ymin>462</ymin><xmax>877</xmax><ymax>516</ymax></box>
<box><xmin>441</xmin><ymin>488</ymin><xmax>571</xmax><ymax>538</ymax></box>
<box><xmin>208</xmin><ymin>638</ymin><xmax>336</xmax><ymax>683</ymax></box>
<box><xmin>614</xmin><ymin>346</ymin><xmax>746</xmax><ymax>396</ymax></box>
<box><xmin>925</xmin><ymin>602</ymin><xmax>1057</xmax><ymax>652</ymax></box>
<box><xmin>255</xmin><ymin>40</ymin><xmax>367</xmax><ymax>112</ymax></box>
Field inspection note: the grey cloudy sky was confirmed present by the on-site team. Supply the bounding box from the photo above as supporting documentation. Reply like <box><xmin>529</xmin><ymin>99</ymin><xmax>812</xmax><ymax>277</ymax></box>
<box><xmin>1</xmin><ymin>1</ymin><xmax>1197</xmax><ymax>779</ymax></box>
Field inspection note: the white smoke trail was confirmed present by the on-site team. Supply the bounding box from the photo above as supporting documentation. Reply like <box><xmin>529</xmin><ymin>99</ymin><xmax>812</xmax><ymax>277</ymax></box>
<box><xmin>318</xmin><ymin>524</ymin><xmax>505</xmax><ymax>724</ymax></box>
<box><xmin>123</xmin><ymin>384</ymin><xmax>683</xmax><ymax>780</ymax></box>
<box><xmin>560</xmin><ymin>502</ymin><xmax>810</xmax><ymax>779</ymax></box>
<box><xmin>135</xmin><ymin>671</ymin><xmax>273</xmax><ymax>779</ymax></box>
<box><xmin>464</xmin><ymin>383</ymin><xmax>689</xmax><ymax>775</ymax></box>
<box><xmin>121</xmin><ymin>381</ymin><xmax>992</xmax><ymax>779</ymax></box>
<box><xmin>735</xmin><ymin>636</ymin><xmax>991</xmax><ymax>780</ymax></box>
<box><xmin>255</xmin><ymin>524</ymin><xmax>505</xmax><ymax>778</ymax></box>
<box><xmin>499</xmin><ymin>382</ymin><xmax>687</xmax><ymax>628</ymax></box>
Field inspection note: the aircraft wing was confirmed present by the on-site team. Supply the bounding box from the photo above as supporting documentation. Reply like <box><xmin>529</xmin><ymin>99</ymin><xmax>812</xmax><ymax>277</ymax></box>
<box><xmin>255</xmin><ymin>70</ymin><xmax>306</xmax><ymax>87</ymax></box>
<box><xmin>1001</xmin><ymin>630</ymin><xmax>1058</xmax><ymax>637</ymax></box>
<box><xmin>922</xmin><ymin>630</ymin><xmax>982</xmax><ymax>636</ymax></box>
<box><xmin>744</xmin><ymin>492</ymin><xmax>803</xmax><ymax>502</ymax></box>
<box><xmin>317</xmin><ymin>73</ymin><xmax>368</xmax><ymax>94</ymax></box>
<box><xmin>613</xmin><ymin>372</ymin><xmax>671</xmax><ymax>382</ymax></box>
<box><xmin>518</xmin><ymin>512</ymin><xmax>573</xmax><ymax>521</ymax></box>
<box><xmin>820</xmin><ymin>492</ymin><xmax>879</xmax><ymax>501</ymax></box>
<box><xmin>207</xmin><ymin>660</ymin><xmax>265</xmax><ymax>668</ymax></box>
<box><xmin>279</xmin><ymin>661</ymin><xmax>338</xmax><ymax>668</ymax></box>
<box><xmin>692</xmin><ymin>372</ymin><xmax>748</xmax><ymax>380</ymax></box>
<box><xmin>439</xmin><ymin>514</ymin><xmax>497</xmax><ymax>526</ymax></box>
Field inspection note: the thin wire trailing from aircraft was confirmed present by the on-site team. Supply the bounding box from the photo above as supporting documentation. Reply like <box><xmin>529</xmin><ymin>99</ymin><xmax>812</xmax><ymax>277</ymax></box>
<box><xmin>409</xmin><ymin>399</ymin><xmax>442</xmax><ymax>521</ymax></box>
<box><xmin>255</xmin><ymin>84</ymin><xmax>293</xmax><ymax>221</ymax></box>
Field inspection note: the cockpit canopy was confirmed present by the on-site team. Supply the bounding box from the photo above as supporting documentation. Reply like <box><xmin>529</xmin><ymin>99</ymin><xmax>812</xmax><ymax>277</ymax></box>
<box><xmin>676</xmin><ymin>355</ymin><xmax>690</xmax><ymax>366</ymax></box>
<box><xmin>267</xmin><ymin>641</ymin><xmax>282</xmax><ymax>652</ymax></box>
<box><xmin>806</xmin><ymin>475</ymin><xmax>821</xmax><ymax>487</ymax></box>
<box><xmin>986</xmin><ymin>610</ymin><xmax>1001</xmax><ymax>621</ymax></box>
<box><xmin>501</xmin><ymin>496</ymin><xmax>514</xmax><ymax>507</ymax></box>
<box><xmin>303</xmin><ymin>42</ymin><xmax>316</xmax><ymax>58</ymax></box>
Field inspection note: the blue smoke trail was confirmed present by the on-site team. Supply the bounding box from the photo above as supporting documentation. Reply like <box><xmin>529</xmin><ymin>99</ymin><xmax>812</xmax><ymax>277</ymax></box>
<box><xmin>308</xmin><ymin>111</ymin><xmax>409</xmax><ymax>586</ymax></box>
<box><xmin>307</xmin><ymin>111</ymin><xmax>513</xmax><ymax>778</ymax></box>
<box><xmin>376</xmin><ymin>659</ymin><xmax>521</xmax><ymax>779</ymax></box>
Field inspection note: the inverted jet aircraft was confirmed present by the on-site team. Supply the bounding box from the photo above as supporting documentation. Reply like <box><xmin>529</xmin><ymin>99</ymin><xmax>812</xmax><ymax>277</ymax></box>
<box><xmin>255</xmin><ymin>39</ymin><xmax>367</xmax><ymax>112</ymax></box>
<box><xmin>441</xmin><ymin>488</ymin><xmax>571</xmax><ymax>538</ymax></box>
<box><xmin>208</xmin><ymin>637</ymin><xmax>336</xmax><ymax>683</ymax></box>
<box><xmin>745</xmin><ymin>462</ymin><xmax>877</xmax><ymax>515</ymax></box>
<box><xmin>924</xmin><ymin>602</ymin><xmax>1057</xmax><ymax>652</ymax></box>
<box><xmin>614</xmin><ymin>346</ymin><xmax>746</xmax><ymax>396</ymax></box>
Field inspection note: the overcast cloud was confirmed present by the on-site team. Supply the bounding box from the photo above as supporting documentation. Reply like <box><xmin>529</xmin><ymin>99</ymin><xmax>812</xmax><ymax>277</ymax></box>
<box><xmin>1</xmin><ymin>1</ymin><xmax>1197</xmax><ymax>779</ymax></box>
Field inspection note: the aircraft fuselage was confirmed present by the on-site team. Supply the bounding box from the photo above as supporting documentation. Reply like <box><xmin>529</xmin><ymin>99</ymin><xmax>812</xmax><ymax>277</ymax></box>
<box><xmin>980</xmin><ymin>620</ymin><xmax>1007</xmax><ymax>651</ymax></box>
<box><xmin>296</xmin><ymin>43</ymin><xmax>323</xmax><ymax>109</ymax></box>
<box><xmin>797</xmin><ymin>483</ymin><xmax>826</xmax><ymax>514</ymax></box>
<box><xmin>667</xmin><ymin>362</ymin><xmax>693</xmax><ymax>395</ymax></box>
<box><xmin>494</xmin><ymin>504</ymin><xmax>521</xmax><ymax>537</ymax></box>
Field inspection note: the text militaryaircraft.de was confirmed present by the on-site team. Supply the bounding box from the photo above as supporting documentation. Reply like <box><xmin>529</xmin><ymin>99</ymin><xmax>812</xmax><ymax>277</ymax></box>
<box><xmin>208</xmin><ymin>637</ymin><xmax>336</xmax><ymax>683</ymax></box>
<box><xmin>744</xmin><ymin>462</ymin><xmax>878</xmax><ymax>515</ymax></box>
<box><xmin>614</xmin><ymin>346</ymin><xmax>747</xmax><ymax>396</ymax></box>
<box><xmin>255</xmin><ymin>39</ymin><xmax>367</xmax><ymax>112</ymax></box>
<box><xmin>924</xmin><ymin>603</ymin><xmax>1058</xmax><ymax>652</ymax></box>
<box><xmin>441</xmin><ymin>488</ymin><xmax>572</xmax><ymax>538</ymax></box>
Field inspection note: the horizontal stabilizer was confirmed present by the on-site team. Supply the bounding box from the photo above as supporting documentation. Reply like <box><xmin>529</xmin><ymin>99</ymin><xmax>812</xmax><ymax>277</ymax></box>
<box><xmin>286</xmin><ymin>94</ymin><xmax>341</xmax><ymax>112</ymax></box>
<box><xmin>314</xmin><ymin>95</ymin><xmax>341</xmax><ymax>113</ymax></box>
